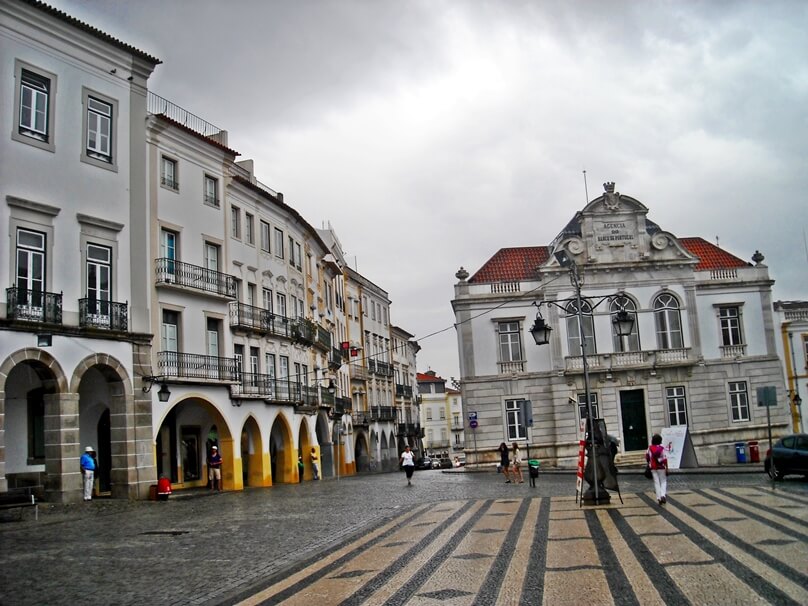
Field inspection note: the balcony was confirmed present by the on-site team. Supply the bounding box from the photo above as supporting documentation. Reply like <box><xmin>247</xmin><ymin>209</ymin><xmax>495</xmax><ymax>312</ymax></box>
<box><xmin>371</xmin><ymin>360</ymin><xmax>394</xmax><ymax>378</ymax></box>
<box><xmin>450</xmin><ymin>420</ymin><xmax>465</xmax><ymax>431</ymax></box>
<box><xmin>291</xmin><ymin>317</ymin><xmax>316</xmax><ymax>346</ymax></box>
<box><xmin>314</xmin><ymin>326</ymin><xmax>331</xmax><ymax>352</ymax></box>
<box><xmin>396</xmin><ymin>384</ymin><xmax>413</xmax><ymax>398</ymax></box>
<box><xmin>155</xmin><ymin>258</ymin><xmax>236</xmax><ymax>298</ymax></box>
<box><xmin>230</xmin><ymin>375</ymin><xmax>308</xmax><ymax>404</ymax></box>
<box><xmin>229</xmin><ymin>302</ymin><xmax>298</xmax><ymax>340</ymax></box>
<box><xmin>328</xmin><ymin>347</ymin><xmax>343</xmax><ymax>371</ymax></box>
<box><xmin>353</xmin><ymin>411</ymin><xmax>369</xmax><ymax>426</ymax></box>
<box><xmin>78</xmin><ymin>298</ymin><xmax>128</xmax><ymax>331</ymax></box>
<box><xmin>720</xmin><ymin>344</ymin><xmax>747</xmax><ymax>359</ymax></box>
<box><xmin>369</xmin><ymin>406</ymin><xmax>397</xmax><ymax>422</ymax></box>
<box><xmin>565</xmin><ymin>348</ymin><xmax>693</xmax><ymax>372</ymax></box>
<box><xmin>158</xmin><ymin>351</ymin><xmax>239</xmax><ymax>382</ymax></box>
<box><xmin>350</xmin><ymin>363</ymin><xmax>370</xmax><ymax>381</ymax></box>
<box><xmin>319</xmin><ymin>385</ymin><xmax>335</xmax><ymax>407</ymax></box>
<box><xmin>498</xmin><ymin>360</ymin><xmax>525</xmax><ymax>374</ymax></box>
<box><xmin>333</xmin><ymin>396</ymin><xmax>351</xmax><ymax>417</ymax></box>
<box><xmin>6</xmin><ymin>287</ymin><xmax>62</xmax><ymax>324</ymax></box>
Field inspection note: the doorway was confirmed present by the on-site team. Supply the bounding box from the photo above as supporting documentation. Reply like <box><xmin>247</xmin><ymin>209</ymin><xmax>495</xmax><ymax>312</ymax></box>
<box><xmin>620</xmin><ymin>389</ymin><xmax>648</xmax><ymax>451</ymax></box>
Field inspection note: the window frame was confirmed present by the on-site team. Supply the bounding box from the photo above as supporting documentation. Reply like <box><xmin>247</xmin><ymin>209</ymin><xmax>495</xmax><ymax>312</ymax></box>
<box><xmin>13</xmin><ymin>60</ymin><xmax>57</xmax><ymax>152</ymax></box>
<box><xmin>245</xmin><ymin>212</ymin><xmax>255</xmax><ymax>245</ymax></box>
<box><xmin>274</xmin><ymin>227</ymin><xmax>284</xmax><ymax>259</ymax></box>
<box><xmin>230</xmin><ymin>205</ymin><xmax>241</xmax><ymax>239</ymax></box>
<box><xmin>81</xmin><ymin>88</ymin><xmax>118</xmax><ymax>171</ymax></box>
<box><xmin>203</xmin><ymin>175</ymin><xmax>219</xmax><ymax>207</ymax></box>
<box><xmin>729</xmin><ymin>381</ymin><xmax>750</xmax><ymax>422</ymax></box>
<box><xmin>654</xmin><ymin>293</ymin><xmax>684</xmax><ymax>350</ymax></box>
<box><xmin>610</xmin><ymin>296</ymin><xmax>640</xmax><ymax>352</ymax></box>
<box><xmin>566</xmin><ymin>300</ymin><xmax>596</xmax><ymax>357</ymax></box>
<box><xmin>666</xmin><ymin>385</ymin><xmax>688</xmax><ymax>426</ymax></box>
<box><xmin>260</xmin><ymin>220</ymin><xmax>271</xmax><ymax>253</ymax></box>
<box><xmin>160</xmin><ymin>156</ymin><xmax>179</xmax><ymax>191</ymax></box>
<box><xmin>505</xmin><ymin>399</ymin><xmax>528</xmax><ymax>441</ymax></box>
<box><xmin>497</xmin><ymin>321</ymin><xmax>524</xmax><ymax>363</ymax></box>
<box><xmin>718</xmin><ymin>305</ymin><xmax>744</xmax><ymax>346</ymax></box>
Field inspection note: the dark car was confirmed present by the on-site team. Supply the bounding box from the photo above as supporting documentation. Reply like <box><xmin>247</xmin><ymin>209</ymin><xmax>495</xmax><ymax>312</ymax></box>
<box><xmin>764</xmin><ymin>433</ymin><xmax>808</xmax><ymax>480</ymax></box>
<box><xmin>414</xmin><ymin>456</ymin><xmax>432</xmax><ymax>470</ymax></box>
<box><xmin>432</xmin><ymin>457</ymin><xmax>453</xmax><ymax>469</ymax></box>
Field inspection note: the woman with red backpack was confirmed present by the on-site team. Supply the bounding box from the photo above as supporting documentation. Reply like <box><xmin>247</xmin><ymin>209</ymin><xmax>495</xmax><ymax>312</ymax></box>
<box><xmin>647</xmin><ymin>434</ymin><xmax>668</xmax><ymax>505</ymax></box>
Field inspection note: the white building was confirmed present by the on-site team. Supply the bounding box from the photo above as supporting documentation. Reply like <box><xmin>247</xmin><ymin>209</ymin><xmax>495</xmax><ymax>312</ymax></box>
<box><xmin>418</xmin><ymin>371</ymin><xmax>462</xmax><ymax>458</ymax></box>
<box><xmin>773</xmin><ymin>300</ymin><xmax>807</xmax><ymax>434</ymax></box>
<box><xmin>0</xmin><ymin>0</ymin><xmax>160</xmax><ymax>500</ymax></box>
<box><xmin>452</xmin><ymin>183</ymin><xmax>790</xmax><ymax>467</ymax></box>
<box><xmin>391</xmin><ymin>325</ymin><xmax>422</xmax><ymax>457</ymax></box>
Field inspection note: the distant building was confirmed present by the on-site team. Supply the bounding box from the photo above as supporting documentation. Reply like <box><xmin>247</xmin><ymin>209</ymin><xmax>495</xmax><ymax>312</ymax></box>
<box><xmin>452</xmin><ymin>182</ymin><xmax>789</xmax><ymax>467</ymax></box>
<box><xmin>773</xmin><ymin>301</ymin><xmax>807</xmax><ymax>433</ymax></box>
<box><xmin>418</xmin><ymin>371</ymin><xmax>464</xmax><ymax>458</ymax></box>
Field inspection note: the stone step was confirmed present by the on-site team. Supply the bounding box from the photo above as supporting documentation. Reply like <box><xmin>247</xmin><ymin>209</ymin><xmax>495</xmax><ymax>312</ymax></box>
<box><xmin>615</xmin><ymin>450</ymin><xmax>647</xmax><ymax>468</ymax></box>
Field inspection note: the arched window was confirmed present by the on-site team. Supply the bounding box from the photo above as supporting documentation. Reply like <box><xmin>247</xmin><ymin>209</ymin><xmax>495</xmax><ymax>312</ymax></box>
<box><xmin>566</xmin><ymin>300</ymin><xmax>595</xmax><ymax>356</ymax></box>
<box><xmin>611</xmin><ymin>296</ymin><xmax>640</xmax><ymax>352</ymax></box>
<box><xmin>654</xmin><ymin>293</ymin><xmax>683</xmax><ymax>349</ymax></box>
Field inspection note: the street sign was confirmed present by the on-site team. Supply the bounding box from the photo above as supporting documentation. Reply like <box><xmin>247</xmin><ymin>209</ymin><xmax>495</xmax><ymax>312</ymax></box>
<box><xmin>468</xmin><ymin>411</ymin><xmax>478</xmax><ymax>421</ymax></box>
<box><xmin>469</xmin><ymin>420</ymin><xmax>478</xmax><ymax>429</ymax></box>
<box><xmin>757</xmin><ymin>386</ymin><xmax>777</xmax><ymax>407</ymax></box>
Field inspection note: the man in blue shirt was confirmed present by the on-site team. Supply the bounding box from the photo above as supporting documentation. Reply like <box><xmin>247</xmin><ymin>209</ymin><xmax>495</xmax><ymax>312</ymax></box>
<box><xmin>80</xmin><ymin>446</ymin><xmax>96</xmax><ymax>501</ymax></box>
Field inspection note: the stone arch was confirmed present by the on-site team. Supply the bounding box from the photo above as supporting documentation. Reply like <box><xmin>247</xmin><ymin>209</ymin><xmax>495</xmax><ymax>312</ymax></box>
<box><xmin>354</xmin><ymin>431</ymin><xmax>370</xmax><ymax>473</ymax></box>
<box><xmin>69</xmin><ymin>353</ymin><xmax>131</xmax><ymax>394</ymax></box>
<box><xmin>269</xmin><ymin>412</ymin><xmax>295</xmax><ymax>484</ymax></box>
<box><xmin>155</xmin><ymin>396</ymin><xmax>235</xmax><ymax>491</ymax></box>
<box><xmin>0</xmin><ymin>348</ymin><xmax>69</xmax><ymax>497</ymax></box>
<box><xmin>240</xmin><ymin>415</ymin><xmax>267</xmax><ymax>487</ymax></box>
<box><xmin>315</xmin><ymin>410</ymin><xmax>332</xmax><ymax>478</ymax></box>
<box><xmin>297</xmin><ymin>419</ymin><xmax>313</xmax><ymax>481</ymax></box>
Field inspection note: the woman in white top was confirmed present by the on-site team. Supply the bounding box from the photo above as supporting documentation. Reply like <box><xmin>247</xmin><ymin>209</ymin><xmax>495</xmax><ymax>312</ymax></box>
<box><xmin>400</xmin><ymin>445</ymin><xmax>415</xmax><ymax>486</ymax></box>
<box><xmin>511</xmin><ymin>443</ymin><xmax>524</xmax><ymax>483</ymax></box>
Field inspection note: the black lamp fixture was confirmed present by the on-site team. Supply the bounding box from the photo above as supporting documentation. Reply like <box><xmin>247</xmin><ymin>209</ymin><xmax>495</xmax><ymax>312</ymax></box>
<box><xmin>794</xmin><ymin>393</ymin><xmax>802</xmax><ymax>408</ymax></box>
<box><xmin>143</xmin><ymin>376</ymin><xmax>171</xmax><ymax>402</ymax></box>
<box><xmin>327</xmin><ymin>378</ymin><xmax>337</xmax><ymax>396</ymax></box>
<box><xmin>530</xmin><ymin>309</ymin><xmax>552</xmax><ymax>346</ymax></box>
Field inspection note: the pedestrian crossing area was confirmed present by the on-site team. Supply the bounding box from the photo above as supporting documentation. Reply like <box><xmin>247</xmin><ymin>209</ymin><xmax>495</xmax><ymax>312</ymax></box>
<box><xmin>235</xmin><ymin>486</ymin><xmax>808</xmax><ymax>605</ymax></box>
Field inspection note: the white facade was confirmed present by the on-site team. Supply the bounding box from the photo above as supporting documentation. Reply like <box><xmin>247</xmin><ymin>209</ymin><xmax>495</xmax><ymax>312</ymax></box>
<box><xmin>453</xmin><ymin>184</ymin><xmax>790</xmax><ymax>468</ymax></box>
<box><xmin>774</xmin><ymin>301</ymin><xmax>807</xmax><ymax>434</ymax></box>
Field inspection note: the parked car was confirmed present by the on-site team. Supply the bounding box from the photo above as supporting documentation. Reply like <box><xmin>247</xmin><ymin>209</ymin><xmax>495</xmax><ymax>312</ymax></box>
<box><xmin>432</xmin><ymin>458</ymin><xmax>453</xmax><ymax>469</ymax></box>
<box><xmin>765</xmin><ymin>433</ymin><xmax>808</xmax><ymax>480</ymax></box>
<box><xmin>414</xmin><ymin>456</ymin><xmax>433</xmax><ymax>470</ymax></box>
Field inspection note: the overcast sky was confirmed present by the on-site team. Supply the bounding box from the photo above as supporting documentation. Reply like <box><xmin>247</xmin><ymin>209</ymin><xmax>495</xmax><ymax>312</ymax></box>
<box><xmin>54</xmin><ymin>0</ymin><xmax>808</xmax><ymax>380</ymax></box>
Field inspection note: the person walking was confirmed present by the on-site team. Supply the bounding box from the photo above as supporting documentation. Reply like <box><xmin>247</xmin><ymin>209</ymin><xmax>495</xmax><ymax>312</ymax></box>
<box><xmin>311</xmin><ymin>447</ymin><xmax>320</xmax><ymax>480</ymax></box>
<box><xmin>208</xmin><ymin>445</ymin><xmax>222</xmax><ymax>491</ymax></box>
<box><xmin>498</xmin><ymin>442</ymin><xmax>511</xmax><ymax>483</ymax></box>
<box><xmin>80</xmin><ymin>446</ymin><xmax>96</xmax><ymax>501</ymax></box>
<box><xmin>511</xmin><ymin>443</ymin><xmax>524</xmax><ymax>483</ymax></box>
<box><xmin>647</xmin><ymin>434</ymin><xmax>668</xmax><ymax>504</ymax></box>
<box><xmin>400</xmin><ymin>445</ymin><xmax>415</xmax><ymax>486</ymax></box>
<box><xmin>298</xmin><ymin>456</ymin><xmax>305</xmax><ymax>482</ymax></box>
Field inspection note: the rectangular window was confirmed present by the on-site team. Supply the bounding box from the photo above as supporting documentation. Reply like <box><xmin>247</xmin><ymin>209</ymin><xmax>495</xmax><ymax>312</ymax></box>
<box><xmin>719</xmin><ymin>306</ymin><xmax>743</xmax><ymax>346</ymax></box>
<box><xmin>204</xmin><ymin>242</ymin><xmax>220</xmax><ymax>272</ymax></box>
<box><xmin>16</xmin><ymin>228</ymin><xmax>46</xmax><ymax>296</ymax></box>
<box><xmin>279</xmin><ymin>355</ymin><xmax>289</xmax><ymax>379</ymax></box>
<box><xmin>274</xmin><ymin>228</ymin><xmax>284</xmax><ymax>258</ymax></box>
<box><xmin>19</xmin><ymin>69</ymin><xmax>50</xmax><ymax>140</ymax></box>
<box><xmin>86</xmin><ymin>243</ymin><xmax>111</xmax><ymax>315</ymax></box>
<box><xmin>161</xmin><ymin>157</ymin><xmax>178</xmax><ymax>190</ymax></box>
<box><xmin>204</xmin><ymin>175</ymin><xmax>219</xmax><ymax>206</ymax></box>
<box><xmin>439</xmin><ymin>408</ymin><xmax>445</xmax><ymax>420</ymax></box>
<box><xmin>276</xmin><ymin>293</ymin><xmax>287</xmax><ymax>318</ymax></box>
<box><xmin>231</xmin><ymin>206</ymin><xmax>241</xmax><ymax>239</ymax></box>
<box><xmin>263</xmin><ymin>288</ymin><xmax>273</xmax><ymax>312</ymax></box>
<box><xmin>666</xmin><ymin>386</ymin><xmax>687</xmax><ymax>426</ymax></box>
<box><xmin>260</xmin><ymin>221</ymin><xmax>271</xmax><ymax>252</ymax></box>
<box><xmin>729</xmin><ymin>381</ymin><xmax>750</xmax><ymax>422</ymax></box>
<box><xmin>505</xmin><ymin>399</ymin><xmax>527</xmax><ymax>441</ymax></box>
<box><xmin>250</xmin><ymin>347</ymin><xmax>260</xmax><ymax>375</ymax></box>
<box><xmin>498</xmin><ymin>321</ymin><xmax>523</xmax><ymax>362</ymax></box>
<box><xmin>295</xmin><ymin>242</ymin><xmax>302</xmax><ymax>270</ymax></box>
<box><xmin>371</xmin><ymin>301</ymin><xmax>376</xmax><ymax>321</ymax></box>
<box><xmin>86</xmin><ymin>97</ymin><xmax>112</xmax><ymax>161</ymax></box>
<box><xmin>289</xmin><ymin>236</ymin><xmax>295</xmax><ymax>266</ymax></box>
<box><xmin>234</xmin><ymin>344</ymin><xmax>244</xmax><ymax>374</ymax></box>
<box><xmin>577</xmin><ymin>393</ymin><xmax>599</xmax><ymax>421</ymax></box>
<box><xmin>245</xmin><ymin>213</ymin><xmax>254</xmax><ymax>244</ymax></box>
<box><xmin>206</xmin><ymin>318</ymin><xmax>220</xmax><ymax>357</ymax></box>
<box><xmin>161</xmin><ymin>310</ymin><xmax>179</xmax><ymax>352</ymax></box>
<box><xmin>426</xmin><ymin>407</ymin><xmax>433</xmax><ymax>421</ymax></box>
<box><xmin>247</xmin><ymin>283</ymin><xmax>256</xmax><ymax>307</ymax></box>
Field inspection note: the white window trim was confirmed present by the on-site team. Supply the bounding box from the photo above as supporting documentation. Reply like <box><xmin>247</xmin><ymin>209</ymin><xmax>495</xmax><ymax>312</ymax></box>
<box><xmin>160</xmin><ymin>155</ymin><xmax>179</xmax><ymax>192</ymax></box>
<box><xmin>81</xmin><ymin>87</ymin><xmax>118</xmax><ymax>172</ymax></box>
<box><xmin>12</xmin><ymin>59</ymin><xmax>57</xmax><ymax>152</ymax></box>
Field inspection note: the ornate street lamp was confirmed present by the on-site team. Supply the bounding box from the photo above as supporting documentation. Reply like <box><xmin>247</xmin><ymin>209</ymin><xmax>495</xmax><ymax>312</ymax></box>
<box><xmin>531</xmin><ymin>251</ymin><xmax>635</xmax><ymax>505</ymax></box>
<box><xmin>143</xmin><ymin>376</ymin><xmax>171</xmax><ymax>402</ymax></box>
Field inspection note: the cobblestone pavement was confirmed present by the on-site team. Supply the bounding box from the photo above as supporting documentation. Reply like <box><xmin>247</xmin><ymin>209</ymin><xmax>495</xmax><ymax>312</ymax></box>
<box><xmin>1</xmin><ymin>469</ymin><xmax>806</xmax><ymax>606</ymax></box>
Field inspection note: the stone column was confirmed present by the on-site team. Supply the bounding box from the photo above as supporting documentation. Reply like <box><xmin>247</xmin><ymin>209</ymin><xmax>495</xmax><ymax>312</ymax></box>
<box><xmin>0</xmin><ymin>388</ymin><xmax>6</xmax><ymax>493</ymax></box>
<box><xmin>44</xmin><ymin>392</ymin><xmax>82</xmax><ymax>503</ymax></box>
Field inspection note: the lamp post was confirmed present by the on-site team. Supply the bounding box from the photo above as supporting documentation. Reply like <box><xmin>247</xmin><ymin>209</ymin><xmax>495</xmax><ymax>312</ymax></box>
<box><xmin>530</xmin><ymin>251</ymin><xmax>635</xmax><ymax>505</ymax></box>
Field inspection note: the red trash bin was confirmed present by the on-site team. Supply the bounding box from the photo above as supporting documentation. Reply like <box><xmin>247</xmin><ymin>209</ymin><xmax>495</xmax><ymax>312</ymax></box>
<box><xmin>157</xmin><ymin>476</ymin><xmax>172</xmax><ymax>501</ymax></box>
<box><xmin>748</xmin><ymin>441</ymin><xmax>760</xmax><ymax>463</ymax></box>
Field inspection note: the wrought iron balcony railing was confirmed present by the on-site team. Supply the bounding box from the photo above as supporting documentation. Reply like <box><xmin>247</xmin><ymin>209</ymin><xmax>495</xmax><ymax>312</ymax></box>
<box><xmin>6</xmin><ymin>287</ymin><xmax>62</xmax><ymax>324</ymax></box>
<box><xmin>369</xmin><ymin>406</ymin><xmax>397</xmax><ymax>422</ymax></box>
<box><xmin>78</xmin><ymin>298</ymin><xmax>128</xmax><ymax>331</ymax></box>
<box><xmin>353</xmin><ymin>411</ymin><xmax>369</xmax><ymax>426</ymax></box>
<box><xmin>328</xmin><ymin>347</ymin><xmax>343</xmax><ymax>370</ymax></box>
<box><xmin>228</xmin><ymin>302</ymin><xmax>296</xmax><ymax>339</ymax></box>
<box><xmin>396</xmin><ymin>384</ymin><xmax>413</xmax><ymax>398</ymax></box>
<box><xmin>229</xmin><ymin>374</ymin><xmax>308</xmax><ymax>403</ymax></box>
<box><xmin>155</xmin><ymin>258</ymin><xmax>237</xmax><ymax>298</ymax></box>
<box><xmin>319</xmin><ymin>385</ymin><xmax>335</xmax><ymax>407</ymax></box>
<box><xmin>292</xmin><ymin>317</ymin><xmax>316</xmax><ymax>345</ymax></box>
<box><xmin>334</xmin><ymin>396</ymin><xmax>352</xmax><ymax>416</ymax></box>
<box><xmin>158</xmin><ymin>351</ymin><xmax>239</xmax><ymax>382</ymax></box>
<box><xmin>372</xmin><ymin>360</ymin><xmax>394</xmax><ymax>378</ymax></box>
<box><xmin>314</xmin><ymin>326</ymin><xmax>331</xmax><ymax>352</ymax></box>
<box><xmin>351</xmin><ymin>363</ymin><xmax>370</xmax><ymax>381</ymax></box>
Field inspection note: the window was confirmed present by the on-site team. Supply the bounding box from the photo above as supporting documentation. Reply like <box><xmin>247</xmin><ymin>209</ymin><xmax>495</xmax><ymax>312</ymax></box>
<box><xmin>729</xmin><ymin>381</ymin><xmax>750</xmax><ymax>422</ymax></box>
<box><xmin>206</xmin><ymin>318</ymin><xmax>220</xmax><ymax>357</ymax></box>
<box><xmin>86</xmin><ymin>244</ymin><xmax>111</xmax><ymax>315</ymax></box>
<box><xmin>295</xmin><ymin>242</ymin><xmax>302</xmax><ymax>270</ymax></box>
<box><xmin>204</xmin><ymin>176</ymin><xmax>219</xmax><ymax>206</ymax></box>
<box><xmin>505</xmin><ymin>399</ymin><xmax>527</xmax><ymax>441</ymax></box>
<box><xmin>611</xmin><ymin>296</ymin><xmax>640</xmax><ymax>352</ymax></box>
<box><xmin>274</xmin><ymin>228</ymin><xmax>284</xmax><ymax>258</ymax></box>
<box><xmin>439</xmin><ymin>408</ymin><xmax>445</xmax><ymax>420</ymax></box>
<box><xmin>654</xmin><ymin>293</ymin><xmax>683</xmax><ymax>349</ymax></box>
<box><xmin>666</xmin><ymin>386</ymin><xmax>687</xmax><ymax>426</ymax></box>
<box><xmin>16</xmin><ymin>228</ymin><xmax>46</xmax><ymax>296</ymax></box>
<box><xmin>566</xmin><ymin>300</ymin><xmax>595</xmax><ymax>356</ymax></box>
<box><xmin>250</xmin><ymin>347</ymin><xmax>260</xmax><ymax>375</ymax></box>
<box><xmin>161</xmin><ymin>310</ymin><xmax>179</xmax><ymax>352</ymax></box>
<box><xmin>260</xmin><ymin>221</ymin><xmax>271</xmax><ymax>252</ymax></box>
<box><xmin>371</xmin><ymin>301</ymin><xmax>376</xmax><ymax>321</ymax></box>
<box><xmin>262</xmin><ymin>288</ymin><xmax>273</xmax><ymax>313</ymax></box>
<box><xmin>83</xmin><ymin>92</ymin><xmax>116</xmax><ymax>168</ymax></box>
<box><xmin>577</xmin><ymin>393</ymin><xmax>599</xmax><ymax>421</ymax></box>
<box><xmin>276</xmin><ymin>293</ymin><xmax>287</xmax><ymax>318</ymax></box>
<box><xmin>245</xmin><ymin>213</ymin><xmax>254</xmax><ymax>244</ymax></box>
<box><xmin>498</xmin><ymin>321</ymin><xmax>523</xmax><ymax>362</ymax></box>
<box><xmin>289</xmin><ymin>236</ymin><xmax>295</xmax><ymax>266</ymax></box>
<box><xmin>160</xmin><ymin>229</ymin><xmax>177</xmax><ymax>278</ymax></box>
<box><xmin>247</xmin><ymin>283</ymin><xmax>256</xmax><ymax>307</ymax></box>
<box><xmin>14</xmin><ymin>61</ymin><xmax>56</xmax><ymax>151</ymax></box>
<box><xmin>234</xmin><ymin>344</ymin><xmax>244</xmax><ymax>375</ymax></box>
<box><xmin>231</xmin><ymin>206</ymin><xmax>241</xmax><ymax>239</ymax></box>
<box><xmin>426</xmin><ymin>408</ymin><xmax>433</xmax><ymax>421</ymax></box>
<box><xmin>719</xmin><ymin>306</ymin><xmax>743</xmax><ymax>346</ymax></box>
<box><xmin>161</xmin><ymin>157</ymin><xmax>178</xmax><ymax>190</ymax></box>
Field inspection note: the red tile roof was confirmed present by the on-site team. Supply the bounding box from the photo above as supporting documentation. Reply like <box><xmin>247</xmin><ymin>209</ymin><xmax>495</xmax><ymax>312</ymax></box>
<box><xmin>679</xmin><ymin>238</ymin><xmax>750</xmax><ymax>271</ymax></box>
<box><xmin>469</xmin><ymin>247</ymin><xmax>549</xmax><ymax>283</ymax></box>
<box><xmin>469</xmin><ymin>239</ymin><xmax>748</xmax><ymax>283</ymax></box>
<box><xmin>417</xmin><ymin>372</ymin><xmax>445</xmax><ymax>383</ymax></box>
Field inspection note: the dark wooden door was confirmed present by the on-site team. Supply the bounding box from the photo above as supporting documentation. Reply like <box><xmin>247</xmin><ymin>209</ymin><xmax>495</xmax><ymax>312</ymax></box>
<box><xmin>620</xmin><ymin>389</ymin><xmax>648</xmax><ymax>451</ymax></box>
